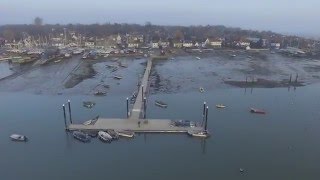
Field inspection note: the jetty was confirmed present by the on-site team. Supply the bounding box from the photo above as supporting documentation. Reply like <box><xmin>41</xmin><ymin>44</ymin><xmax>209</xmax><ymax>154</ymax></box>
<box><xmin>66</xmin><ymin>59</ymin><xmax>205</xmax><ymax>134</ymax></box>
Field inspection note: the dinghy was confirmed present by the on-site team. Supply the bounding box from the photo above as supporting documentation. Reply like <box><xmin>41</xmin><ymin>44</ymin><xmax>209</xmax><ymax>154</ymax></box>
<box><xmin>72</xmin><ymin>131</ymin><xmax>91</xmax><ymax>143</ymax></box>
<box><xmin>216</xmin><ymin>104</ymin><xmax>226</xmax><ymax>108</ymax></box>
<box><xmin>116</xmin><ymin>130</ymin><xmax>135</xmax><ymax>138</ymax></box>
<box><xmin>98</xmin><ymin>131</ymin><xmax>112</xmax><ymax>143</ymax></box>
<box><xmin>10</xmin><ymin>134</ymin><xmax>28</xmax><ymax>142</ymax></box>
<box><xmin>155</xmin><ymin>100</ymin><xmax>168</xmax><ymax>108</ymax></box>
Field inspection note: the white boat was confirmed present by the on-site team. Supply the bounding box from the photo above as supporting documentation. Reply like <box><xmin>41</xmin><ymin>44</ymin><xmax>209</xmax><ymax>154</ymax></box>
<box><xmin>155</xmin><ymin>100</ymin><xmax>168</xmax><ymax>108</ymax></box>
<box><xmin>64</xmin><ymin>53</ymin><xmax>71</xmax><ymax>58</ymax></box>
<box><xmin>98</xmin><ymin>131</ymin><xmax>113</xmax><ymax>142</ymax></box>
<box><xmin>104</xmin><ymin>54</ymin><xmax>109</xmax><ymax>58</ymax></box>
<box><xmin>187</xmin><ymin>130</ymin><xmax>210</xmax><ymax>138</ymax></box>
<box><xmin>116</xmin><ymin>130</ymin><xmax>135</xmax><ymax>138</ymax></box>
<box><xmin>199</xmin><ymin>87</ymin><xmax>205</xmax><ymax>93</ymax></box>
<box><xmin>113</xmin><ymin>75</ymin><xmax>123</xmax><ymax>80</ymax></box>
<box><xmin>54</xmin><ymin>59</ymin><xmax>61</xmax><ymax>63</ymax></box>
<box><xmin>196</xmin><ymin>57</ymin><xmax>201</xmax><ymax>60</ymax></box>
<box><xmin>83</xmin><ymin>120</ymin><xmax>94</xmax><ymax>126</ymax></box>
<box><xmin>216</xmin><ymin>104</ymin><xmax>226</xmax><ymax>108</ymax></box>
<box><xmin>10</xmin><ymin>134</ymin><xmax>28</xmax><ymax>142</ymax></box>
<box><xmin>230</xmin><ymin>54</ymin><xmax>236</xmax><ymax>57</ymax></box>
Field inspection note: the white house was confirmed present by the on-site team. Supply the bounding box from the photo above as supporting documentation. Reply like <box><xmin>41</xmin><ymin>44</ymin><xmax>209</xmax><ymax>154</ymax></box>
<box><xmin>150</xmin><ymin>41</ymin><xmax>159</xmax><ymax>49</ymax></box>
<box><xmin>182</xmin><ymin>41</ymin><xmax>193</xmax><ymax>48</ymax></box>
<box><xmin>128</xmin><ymin>40</ymin><xmax>140</xmax><ymax>48</ymax></box>
<box><xmin>173</xmin><ymin>40</ymin><xmax>183</xmax><ymax>48</ymax></box>
<box><xmin>205</xmin><ymin>38</ymin><xmax>222</xmax><ymax>48</ymax></box>
<box><xmin>85</xmin><ymin>41</ymin><xmax>95</xmax><ymax>48</ymax></box>
<box><xmin>159</xmin><ymin>41</ymin><xmax>170</xmax><ymax>48</ymax></box>
<box><xmin>270</xmin><ymin>43</ymin><xmax>281</xmax><ymax>49</ymax></box>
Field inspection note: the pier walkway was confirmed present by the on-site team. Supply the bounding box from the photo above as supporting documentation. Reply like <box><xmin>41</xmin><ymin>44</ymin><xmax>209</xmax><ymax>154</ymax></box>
<box><xmin>130</xmin><ymin>59</ymin><xmax>152</xmax><ymax>119</ymax></box>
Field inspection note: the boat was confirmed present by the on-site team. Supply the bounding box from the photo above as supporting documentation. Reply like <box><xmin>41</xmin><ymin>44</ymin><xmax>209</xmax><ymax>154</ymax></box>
<box><xmin>94</xmin><ymin>91</ymin><xmax>107</xmax><ymax>96</ymax></box>
<box><xmin>83</xmin><ymin>101</ymin><xmax>96</xmax><ymax>108</ymax></box>
<box><xmin>54</xmin><ymin>59</ymin><xmax>61</xmax><ymax>63</ymax></box>
<box><xmin>98</xmin><ymin>131</ymin><xmax>112</xmax><ymax>142</ymax></box>
<box><xmin>82</xmin><ymin>52</ymin><xmax>89</xmax><ymax>59</ymax></box>
<box><xmin>196</xmin><ymin>57</ymin><xmax>201</xmax><ymax>60</ymax></box>
<box><xmin>230</xmin><ymin>54</ymin><xmax>236</xmax><ymax>57</ymax></box>
<box><xmin>199</xmin><ymin>87</ymin><xmax>205</xmax><ymax>93</ymax></box>
<box><xmin>64</xmin><ymin>53</ymin><xmax>71</xmax><ymax>58</ymax></box>
<box><xmin>155</xmin><ymin>100</ymin><xmax>168</xmax><ymax>108</ymax></box>
<box><xmin>116</xmin><ymin>130</ymin><xmax>135</xmax><ymax>138</ymax></box>
<box><xmin>216</xmin><ymin>104</ymin><xmax>226</xmax><ymax>108</ymax></box>
<box><xmin>171</xmin><ymin>57</ymin><xmax>175</xmax><ymax>60</ymax></box>
<box><xmin>83</xmin><ymin>115</ymin><xmax>99</xmax><ymax>125</ymax></box>
<box><xmin>113</xmin><ymin>75</ymin><xmax>123</xmax><ymax>80</ymax></box>
<box><xmin>10</xmin><ymin>134</ymin><xmax>28</xmax><ymax>142</ymax></box>
<box><xmin>72</xmin><ymin>131</ymin><xmax>91</xmax><ymax>143</ymax></box>
<box><xmin>187</xmin><ymin>130</ymin><xmax>210</xmax><ymax>138</ymax></box>
<box><xmin>106</xmin><ymin>129</ymin><xmax>119</xmax><ymax>140</ymax></box>
<box><xmin>104</xmin><ymin>54</ymin><xmax>109</xmax><ymax>58</ymax></box>
<box><xmin>250</xmin><ymin>108</ymin><xmax>266</xmax><ymax>114</ymax></box>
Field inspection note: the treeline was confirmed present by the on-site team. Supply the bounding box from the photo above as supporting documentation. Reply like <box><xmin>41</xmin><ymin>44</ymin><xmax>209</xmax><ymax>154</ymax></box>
<box><xmin>0</xmin><ymin>22</ymin><xmax>282</xmax><ymax>42</ymax></box>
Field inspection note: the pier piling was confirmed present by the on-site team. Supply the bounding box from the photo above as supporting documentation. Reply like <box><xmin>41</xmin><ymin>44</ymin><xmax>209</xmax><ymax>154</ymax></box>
<box><xmin>289</xmin><ymin>74</ymin><xmax>292</xmax><ymax>83</ymax></box>
<box><xmin>295</xmin><ymin>73</ymin><xmax>298</xmax><ymax>83</ymax></box>
<box><xmin>142</xmin><ymin>85</ymin><xmax>144</xmax><ymax>101</ymax></box>
<box><xmin>126</xmin><ymin>97</ymin><xmax>129</xmax><ymax>118</ymax></box>
<box><xmin>63</xmin><ymin>104</ymin><xmax>67</xmax><ymax>130</ymax></box>
<box><xmin>143</xmin><ymin>97</ymin><xmax>147</xmax><ymax>119</ymax></box>
<box><xmin>67</xmin><ymin>100</ymin><xmax>72</xmax><ymax>124</ymax></box>
<box><xmin>205</xmin><ymin>106</ymin><xmax>209</xmax><ymax>130</ymax></box>
<box><xmin>245</xmin><ymin>76</ymin><xmax>248</xmax><ymax>83</ymax></box>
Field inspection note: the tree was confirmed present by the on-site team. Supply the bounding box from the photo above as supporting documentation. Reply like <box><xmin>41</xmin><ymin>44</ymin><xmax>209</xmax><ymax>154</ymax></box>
<box><xmin>3</xmin><ymin>29</ymin><xmax>15</xmax><ymax>41</ymax></box>
<box><xmin>174</xmin><ymin>30</ymin><xmax>184</xmax><ymax>40</ymax></box>
<box><xmin>34</xmin><ymin>17</ymin><xmax>43</xmax><ymax>26</ymax></box>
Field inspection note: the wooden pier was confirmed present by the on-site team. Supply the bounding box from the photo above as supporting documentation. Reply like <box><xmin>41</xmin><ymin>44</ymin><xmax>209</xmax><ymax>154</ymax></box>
<box><xmin>66</xmin><ymin>58</ymin><xmax>205</xmax><ymax>134</ymax></box>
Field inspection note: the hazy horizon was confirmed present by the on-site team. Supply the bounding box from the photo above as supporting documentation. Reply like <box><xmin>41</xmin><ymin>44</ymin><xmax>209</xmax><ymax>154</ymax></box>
<box><xmin>1</xmin><ymin>0</ymin><xmax>319</xmax><ymax>38</ymax></box>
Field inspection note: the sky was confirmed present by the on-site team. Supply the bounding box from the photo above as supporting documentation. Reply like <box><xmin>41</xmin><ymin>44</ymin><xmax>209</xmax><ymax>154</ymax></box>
<box><xmin>1</xmin><ymin>0</ymin><xmax>319</xmax><ymax>37</ymax></box>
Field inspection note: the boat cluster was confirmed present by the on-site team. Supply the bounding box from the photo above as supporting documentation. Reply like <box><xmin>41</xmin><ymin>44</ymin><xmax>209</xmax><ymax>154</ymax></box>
<box><xmin>72</xmin><ymin>130</ymin><xmax>135</xmax><ymax>143</ymax></box>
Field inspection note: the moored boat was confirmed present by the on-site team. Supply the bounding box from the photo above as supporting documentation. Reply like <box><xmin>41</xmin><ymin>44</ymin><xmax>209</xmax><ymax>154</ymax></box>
<box><xmin>199</xmin><ymin>87</ymin><xmax>205</xmax><ymax>93</ymax></box>
<box><xmin>196</xmin><ymin>56</ymin><xmax>201</xmax><ymax>60</ymax></box>
<box><xmin>10</xmin><ymin>134</ymin><xmax>28</xmax><ymax>142</ymax></box>
<box><xmin>98</xmin><ymin>131</ymin><xmax>112</xmax><ymax>142</ymax></box>
<box><xmin>216</xmin><ymin>104</ymin><xmax>226</xmax><ymax>108</ymax></box>
<box><xmin>116</xmin><ymin>130</ymin><xmax>135</xmax><ymax>138</ymax></box>
<box><xmin>250</xmin><ymin>108</ymin><xmax>266</xmax><ymax>114</ymax></box>
<box><xmin>72</xmin><ymin>131</ymin><xmax>91</xmax><ymax>143</ymax></box>
<box><xmin>83</xmin><ymin>101</ymin><xmax>96</xmax><ymax>108</ymax></box>
<box><xmin>113</xmin><ymin>75</ymin><xmax>123</xmax><ymax>80</ymax></box>
<box><xmin>187</xmin><ymin>130</ymin><xmax>210</xmax><ymax>138</ymax></box>
<box><xmin>155</xmin><ymin>100</ymin><xmax>168</xmax><ymax>108</ymax></box>
<box><xmin>106</xmin><ymin>129</ymin><xmax>119</xmax><ymax>140</ymax></box>
<box><xmin>94</xmin><ymin>91</ymin><xmax>107</xmax><ymax>96</ymax></box>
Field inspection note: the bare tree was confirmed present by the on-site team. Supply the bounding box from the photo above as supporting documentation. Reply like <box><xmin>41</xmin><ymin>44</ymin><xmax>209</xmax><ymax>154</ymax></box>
<box><xmin>34</xmin><ymin>17</ymin><xmax>43</xmax><ymax>26</ymax></box>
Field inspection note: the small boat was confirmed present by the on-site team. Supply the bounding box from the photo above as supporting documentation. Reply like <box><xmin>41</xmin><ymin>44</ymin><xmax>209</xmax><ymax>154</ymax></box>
<box><xmin>196</xmin><ymin>57</ymin><xmax>201</xmax><ymax>60</ymax></box>
<box><xmin>230</xmin><ymin>54</ymin><xmax>236</xmax><ymax>57</ymax></box>
<box><xmin>54</xmin><ymin>59</ymin><xmax>61</xmax><ymax>63</ymax></box>
<box><xmin>116</xmin><ymin>130</ymin><xmax>135</xmax><ymax>138</ymax></box>
<box><xmin>106</xmin><ymin>129</ymin><xmax>119</xmax><ymax>140</ymax></box>
<box><xmin>113</xmin><ymin>75</ymin><xmax>123</xmax><ymax>80</ymax></box>
<box><xmin>10</xmin><ymin>134</ymin><xmax>28</xmax><ymax>142</ymax></box>
<box><xmin>98</xmin><ymin>131</ymin><xmax>112</xmax><ymax>143</ymax></box>
<box><xmin>104</xmin><ymin>54</ymin><xmax>109</xmax><ymax>58</ymax></box>
<box><xmin>216</xmin><ymin>104</ymin><xmax>226</xmax><ymax>108</ymax></box>
<box><xmin>199</xmin><ymin>87</ymin><xmax>205</xmax><ymax>93</ymax></box>
<box><xmin>64</xmin><ymin>53</ymin><xmax>71</xmax><ymax>58</ymax></box>
<box><xmin>72</xmin><ymin>131</ymin><xmax>91</xmax><ymax>143</ymax></box>
<box><xmin>94</xmin><ymin>91</ymin><xmax>107</xmax><ymax>96</ymax></box>
<box><xmin>119</xmin><ymin>62</ymin><xmax>128</xmax><ymax>68</ymax></box>
<box><xmin>187</xmin><ymin>130</ymin><xmax>210</xmax><ymax>138</ymax></box>
<box><xmin>171</xmin><ymin>57</ymin><xmax>175</xmax><ymax>60</ymax></box>
<box><xmin>83</xmin><ymin>101</ymin><xmax>96</xmax><ymax>108</ymax></box>
<box><xmin>155</xmin><ymin>100</ymin><xmax>168</xmax><ymax>108</ymax></box>
<box><xmin>83</xmin><ymin>115</ymin><xmax>99</xmax><ymax>125</ymax></box>
<box><xmin>250</xmin><ymin>108</ymin><xmax>266</xmax><ymax>114</ymax></box>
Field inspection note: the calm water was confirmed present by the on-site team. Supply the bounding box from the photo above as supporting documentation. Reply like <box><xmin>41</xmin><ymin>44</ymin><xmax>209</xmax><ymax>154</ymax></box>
<box><xmin>1</xmin><ymin>55</ymin><xmax>320</xmax><ymax>179</ymax></box>
<box><xmin>0</xmin><ymin>85</ymin><xmax>320</xmax><ymax>179</ymax></box>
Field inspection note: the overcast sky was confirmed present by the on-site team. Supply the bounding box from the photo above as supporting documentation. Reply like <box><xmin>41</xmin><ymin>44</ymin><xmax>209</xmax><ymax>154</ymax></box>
<box><xmin>1</xmin><ymin>0</ymin><xmax>319</xmax><ymax>37</ymax></box>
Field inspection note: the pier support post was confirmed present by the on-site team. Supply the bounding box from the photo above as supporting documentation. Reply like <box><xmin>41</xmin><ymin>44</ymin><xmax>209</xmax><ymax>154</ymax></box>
<box><xmin>126</xmin><ymin>97</ymin><xmax>129</xmax><ymax>118</ymax></box>
<box><xmin>143</xmin><ymin>97</ymin><xmax>147</xmax><ymax>119</ymax></box>
<box><xmin>289</xmin><ymin>74</ymin><xmax>292</xmax><ymax>83</ymax></box>
<box><xmin>68</xmin><ymin>100</ymin><xmax>72</xmax><ymax>124</ymax></box>
<box><xmin>295</xmin><ymin>73</ymin><xmax>298</xmax><ymax>83</ymax></box>
<box><xmin>63</xmin><ymin>104</ymin><xmax>67</xmax><ymax>130</ymax></box>
<box><xmin>205</xmin><ymin>106</ymin><xmax>209</xmax><ymax>131</ymax></box>
<box><xmin>202</xmin><ymin>102</ymin><xmax>206</xmax><ymax>126</ymax></box>
<box><xmin>142</xmin><ymin>85</ymin><xmax>144</xmax><ymax>101</ymax></box>
<box><xmin>245</xmin><ymin>76</ymin><xmax>248</xmax><ymax>83</ymax></box>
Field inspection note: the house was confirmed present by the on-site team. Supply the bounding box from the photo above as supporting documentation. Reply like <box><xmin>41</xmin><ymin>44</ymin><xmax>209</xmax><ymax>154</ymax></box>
<box><xmin>116</xmin><ymin>34</ymin><xmax>122</xmax><ymax>44</ymax></box>
<box><xmin>173</xmin><ymin>40</ymin><xmax>183</xmax><ymax>48</ymax></box>
<box><xmin>128</xmin><ymin>34</ymin><xmax>144</xmax><ymax>43</ymax></box>
<box><xmin>182</xmin><ymin>41</ymin><xmax>193</xmax><ymax>48</ymax></box>
<box><xmin>204</xmin><ymin>38</ymin><xmax>223</xmax><ymax>48</ymax></box>
<box><xmin>128</xmin><ymin>40</ymin><xmax>140</xmax><ymax>48</ymax></box>
<box><xmin>0</xmin><ymin>37</ymin><xmax>4</xmax><ymax>47</ymax></box>
<box><xmin>159</xmin><ymin>41</ymin><xmax>170</xmax><ymax>48</ymax></box>
<box><xmin>84</xmin><ymin>41</ymin><xmax>95</xmax><ymax>48</ymax></box>
<box><xmin>270</xmin><ymin>43</ymin><xmax>281</xmax><ymax>50</ymax></box>
<box><xmin>150</xmin><ymin>41</ymin><xmax>159</xmax><ymax>49</ymax></box>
